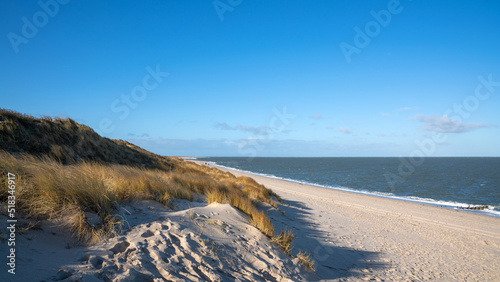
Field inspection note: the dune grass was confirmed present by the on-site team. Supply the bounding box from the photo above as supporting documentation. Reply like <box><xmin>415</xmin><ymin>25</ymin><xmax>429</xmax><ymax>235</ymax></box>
<box><xmin>0</xmin><ymin>109</ymin><xmax>314</xmax><ymax>270</ymax></box>
<box><xmin>296</xmin><ymin>249</ymin><xmax>315</xmax><ymax>271</ymax></box>
<box><xmin>271</xmin><ymin>228</ymin><xmax>296</xmax><ymax>255</ymax></box>
<box><xmin>0</xmin><ymin>108</ymin><xmax>178</xmax><ymax>170</ymax></box>
<box><xmin>0</xmin><ymin>151</ymin><xmax>315</xmax><ymax>269</ymax></box>
<box><xmin>0</xmin><ymin>151</ymin><xmax>280</xmax><ymax>243</ymax></box>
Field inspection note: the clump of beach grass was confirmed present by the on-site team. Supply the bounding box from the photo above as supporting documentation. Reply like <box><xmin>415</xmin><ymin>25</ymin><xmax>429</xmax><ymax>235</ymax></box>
<box><xmin>271</xmin><ymin>228</ymin><xmax>296</xmax><ymax>255</ymax></box>
<box><xmin>296</xmin><ymin>249</ymin><xmax>315</xmax><ymax>271</ymax></box>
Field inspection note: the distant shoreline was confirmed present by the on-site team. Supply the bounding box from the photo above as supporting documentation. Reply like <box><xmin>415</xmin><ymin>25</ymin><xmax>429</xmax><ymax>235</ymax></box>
<box><xmin>193</xmin><ymin>160</ymin><xmax>500</xmax><ymax>280</ymax></box>
<box><xmin>195</xmin><ymin>157</ymin><xmax>500</xmax><ymax>218</ymax></box>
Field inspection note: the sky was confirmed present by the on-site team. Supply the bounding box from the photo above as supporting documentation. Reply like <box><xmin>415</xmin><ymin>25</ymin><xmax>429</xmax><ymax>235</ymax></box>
<box><xmin>1</xmin><ymin>0</ymin><xmax>500</xmax><ymax>157</ymax></box>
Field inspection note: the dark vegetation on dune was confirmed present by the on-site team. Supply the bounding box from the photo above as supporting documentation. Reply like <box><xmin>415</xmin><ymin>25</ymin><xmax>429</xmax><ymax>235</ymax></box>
<box><xmin>0</xmin><ymin>108</ymin><xmax>314</xmax><ymax>270</ymax></box>
<box><xmin>0</xmin><ymin>108</ymin><xmax>176</xmax><ymax>170</ymax></box>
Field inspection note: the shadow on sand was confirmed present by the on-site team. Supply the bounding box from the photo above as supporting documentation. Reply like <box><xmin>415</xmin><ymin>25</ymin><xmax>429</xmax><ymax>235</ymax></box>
<box><xmin>262</xmin><ymin>198</ymin><xmax>387</xmax><ymax>281</ymax></box>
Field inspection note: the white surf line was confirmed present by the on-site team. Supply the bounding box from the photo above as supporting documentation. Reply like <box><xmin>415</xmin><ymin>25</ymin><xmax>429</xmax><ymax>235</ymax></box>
<box><xmin>202</xmin><ymin>162</ymin><xmax>500</xmax><ymax>239</ymax></box>
<box><xmin>208</xmin><ymin>162</ymin><xmax>500</xmax><ymax>218</ymax></box>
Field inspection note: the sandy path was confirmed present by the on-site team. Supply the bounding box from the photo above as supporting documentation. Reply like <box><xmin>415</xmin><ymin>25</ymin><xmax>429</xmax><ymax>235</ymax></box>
<box><xmin>215</xmin><ymin>165</ymin><xmax>500</xmax><ymax>281</ymax></box>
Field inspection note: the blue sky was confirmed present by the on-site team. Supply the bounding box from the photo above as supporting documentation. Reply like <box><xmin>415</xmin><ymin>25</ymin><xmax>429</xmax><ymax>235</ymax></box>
<box><xmin>2</xmin><ymin>0</ymin><xmax>499</xmax><ymax>157</ymax></box>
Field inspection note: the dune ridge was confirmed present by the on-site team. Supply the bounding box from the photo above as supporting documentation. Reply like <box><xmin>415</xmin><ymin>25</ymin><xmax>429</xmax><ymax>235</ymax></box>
<box><xmin>0</xmin><ymin>109</ymin><xmax>313</xmax><ymax>281</ymax></box>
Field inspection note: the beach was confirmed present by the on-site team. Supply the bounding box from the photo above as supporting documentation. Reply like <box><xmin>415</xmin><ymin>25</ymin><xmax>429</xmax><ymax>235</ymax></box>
<box><xmin>210</xmin><ymin>163</ymin><xmax>500</xmax><ymax>281</ymax></box>
<box><xmin>1</xmin><ymin>159</ymin><xmax>498</xmax><ymax>281</ymax></box>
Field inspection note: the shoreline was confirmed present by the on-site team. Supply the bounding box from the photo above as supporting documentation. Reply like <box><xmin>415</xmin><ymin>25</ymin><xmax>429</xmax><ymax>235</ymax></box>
<box><xmin>203</xmin><ymin>161</ymin><xmax>500</xmax><ymax>218</ymax></box>
<box><xmin>196</xmin><ymin>160</ymin><xmax>500</xmax><ymax>280</ymax></box>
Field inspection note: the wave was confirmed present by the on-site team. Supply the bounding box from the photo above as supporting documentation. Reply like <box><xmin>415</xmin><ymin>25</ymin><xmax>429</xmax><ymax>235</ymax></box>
<box><xmin>208</xmin><ymin>162</ymin><xmax>500</xmax><ymax>218</ymax></box>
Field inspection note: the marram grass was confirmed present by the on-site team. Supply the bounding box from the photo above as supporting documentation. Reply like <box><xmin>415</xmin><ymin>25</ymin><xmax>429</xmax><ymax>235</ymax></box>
<box><xmin>0</xmin><ymin>151</ymin><xmax>281</xmax><ymax>246</ymax></box>
<box><xmin>0</xmin><ymin>109</ymin><xmax>314</xmax><ymax>270</ymax></box>
<box><xmin>0</xmin><ymin>151</ymin><xmax>314</xmax><ymax>270</ymax></box>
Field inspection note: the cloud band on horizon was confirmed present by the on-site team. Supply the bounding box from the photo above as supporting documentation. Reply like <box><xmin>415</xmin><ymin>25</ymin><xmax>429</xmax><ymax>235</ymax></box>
<box><xmin>412</xmin><ymin>114</ymin><xmax>488</xmax><ymax>133</ymax></box>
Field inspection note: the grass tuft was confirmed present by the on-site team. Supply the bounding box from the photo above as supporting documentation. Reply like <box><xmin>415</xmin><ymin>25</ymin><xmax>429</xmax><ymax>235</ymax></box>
<box><xmin>271</xmin><ymin>228</ymin><xmax>295</xmax><ymax>255</ymax></box>
<box><xmin>206</xmin><ymin>189</ymin><xmax>226</xmax><ymax>204</ymax></box>
<box><xmin>296</xmin><ymin>249</ymin><xmax>315</xmax><ymax>272</ymax></box>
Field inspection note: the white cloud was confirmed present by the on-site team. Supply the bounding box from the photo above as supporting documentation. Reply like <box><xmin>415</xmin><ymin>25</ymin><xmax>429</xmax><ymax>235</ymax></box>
<box><xmin>128</xmin><ymin>133</ymin><xmax>150</xmax><ymax>137</ymax></box>
<box><xmin>338</xmin><ymin>127</ymin><xmax>353</xmax><ymax>134</ymax></box>
<box><xmin>381</xmin><ymin>112</ymin><xmax>390</xmax><ymax>117</ymax></box>
<box><xmin>310</xmin><ymin>114</ymin><xmax>323</xmax><ymax>119</ymax></box>
<box><xmin>412</xmin><ymin>115</ymin><xmax>487</xmax><ymax>133</ymax></box>
<box><xmin>399</xmin><ymin>106</ymin><xmax>418</xmax><ymax>111</ymax></box>
<box><xmin>128</xmin><ymin>137</ymin><xmax>401</xmax><ymax>157</ymax></box>
<box><xmin>129</xmin><ymin>138</ymin><xmax>232</xmax><ymax>157</ymax></box>
<box><xmin>214</xmin><ymin>122</ymin><xmax>269</xmax><ymax>135</ymax></box>
<box><xmin>214</xmin><ymin>122</ymin><xmax>233</xmax><ymax>131</ymax></box>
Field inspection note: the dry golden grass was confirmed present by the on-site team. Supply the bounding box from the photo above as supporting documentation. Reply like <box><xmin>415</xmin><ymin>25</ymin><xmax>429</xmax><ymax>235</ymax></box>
<box><xmin>206</xmin><ymin>189</ymin><xmax>226</xmax><ymax>204</ymax></box>
<box><xmin>0</xmin><ymin>109</ymin><xmax>313</xmax><ymax>270</ymax></box>
<box><xmin>271</xmin><ymin>228</ymin><xmax>296</xmax><ymax>255</ymax></box>
<box><xmin>0</xmin><ymin>150</ymin><xmax>278</xmax><ymax>244</ymax></box>
<box><xmin>296</xmin><ymin>249</ymin><xmax>315</xmax><ymax>271</ymax></box>
<box><xmin>0</xmin><ymin>150</ymin><xmax>313</xmax><ymax>269</ymax></box>
<box><xmin>250</xmin><ymin>210</ymin><xmax>274</xmax><ymax>238</ymax></box>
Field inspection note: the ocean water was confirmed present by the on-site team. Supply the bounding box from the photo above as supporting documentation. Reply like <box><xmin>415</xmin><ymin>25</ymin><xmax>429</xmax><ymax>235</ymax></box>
<box><xmin>199</xmin><ymin>157</ymin><xmax>500</xmax><ymax>217</ymax></box>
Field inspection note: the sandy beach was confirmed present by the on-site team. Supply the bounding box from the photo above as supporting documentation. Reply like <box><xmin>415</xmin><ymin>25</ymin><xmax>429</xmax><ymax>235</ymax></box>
<box><xmin>2</xmin><ymin>160</ymin><xmax>498</xmax><ymax>281</ymax></box>
<box><xmin>212</xmin><ymin>163</ymin><xmax>500</xmax><ymax>281</ymax></box>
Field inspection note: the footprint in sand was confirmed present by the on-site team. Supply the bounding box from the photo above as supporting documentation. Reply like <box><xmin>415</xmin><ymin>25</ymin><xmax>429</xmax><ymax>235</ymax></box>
<box><xmin>110</xmin><ymin>241</ymin><xmax>130</xmax><ymax>255</ymax></box>
<box><xmin>237</xmin><ymin>235</ymin><xmax>248</xmax><ymax>242</ymax></box>
<box><xmin>141</xmin><ymin>230</ymin><xmax>155</xmax><ymax>238</ymax></box>
<box><xmin>89</xmin><ymin>256</ymin><xmax>104</xmax><ymax>269</ymax></box>
<box><xmin>170</xmin><ymin>233</ymin><xmax>181</xmax><ymax>245</ymax></box>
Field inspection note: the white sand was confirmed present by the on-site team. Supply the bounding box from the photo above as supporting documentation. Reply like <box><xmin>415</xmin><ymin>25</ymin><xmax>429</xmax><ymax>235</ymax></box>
<box><xmin>1</xmin><ymin>199</ymin><xmax>310</xmax><ymax>281</ymax></box>
<box><xmin>215</xmin><ymin>164</ymin><xmax>500</xmax><ymax>281</ymax></box>
<box><xmin>2</xmin><ymin>162</ymin><xmax>499</xmax><ymax>281</ymax></box>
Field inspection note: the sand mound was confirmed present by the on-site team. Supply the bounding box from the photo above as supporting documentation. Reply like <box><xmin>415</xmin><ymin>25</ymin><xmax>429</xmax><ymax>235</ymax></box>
<box><xmin>1</xmin><ymin>200</ymin><xmax>310</xmax><ymax>281</ymax></box>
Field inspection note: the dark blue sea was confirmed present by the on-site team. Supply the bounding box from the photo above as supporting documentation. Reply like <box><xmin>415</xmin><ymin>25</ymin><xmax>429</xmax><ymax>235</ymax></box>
<box><xmin>198</xmin><ymin>157</ymin><xmax>500</xmax><ymax>217</ymax></box>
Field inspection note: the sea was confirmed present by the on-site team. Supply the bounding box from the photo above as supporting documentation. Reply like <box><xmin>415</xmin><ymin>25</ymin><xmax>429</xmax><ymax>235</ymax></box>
<box><xmin>197</xmin><ymin>157</ymin><xmax>500</xmax><ymax>217</ymax></box>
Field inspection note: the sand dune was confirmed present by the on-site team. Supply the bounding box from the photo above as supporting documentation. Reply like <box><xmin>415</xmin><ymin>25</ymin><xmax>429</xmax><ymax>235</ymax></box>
<box><xmin>1</xmin><ymin>199</ymin><xmax>310</xmax><ymax>281</ymax></box>
<box><xmin>2</xmin><ymin>163</ymin><xmax>499</xmax><ymax>281</ymax></box>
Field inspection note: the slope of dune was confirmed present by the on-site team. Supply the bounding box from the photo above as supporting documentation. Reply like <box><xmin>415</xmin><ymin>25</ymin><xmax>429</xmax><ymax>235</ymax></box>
<box><xmin>1</xmin><ymin>200</ymin><xmax>310</xmax><ymax>281</ymax></box>
<box><xmin>0</xmin><ymin>109</ymin><xmax>313</xmax><ymax>281</ymax></box>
